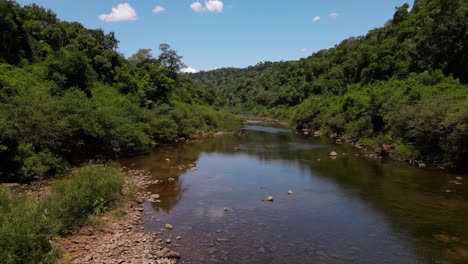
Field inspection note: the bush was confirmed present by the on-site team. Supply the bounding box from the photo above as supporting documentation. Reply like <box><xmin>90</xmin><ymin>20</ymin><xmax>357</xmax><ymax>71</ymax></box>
<box><xmin>0</xmin><ymin>165</ymin><xmax>124</xmax><ymax>263</ymax></box>
<box><xmin>0</xmin><ymin>189</ymin><xmax>56</xmax><ymax>264</ymax></box>
<box><xmin>47</xmin><ymin>164</ymin><xmax>124</xmax><ymax>232</ymax></box>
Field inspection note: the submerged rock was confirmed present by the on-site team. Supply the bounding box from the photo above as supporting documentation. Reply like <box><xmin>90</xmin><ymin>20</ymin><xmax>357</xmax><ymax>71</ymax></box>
<box><xmin>154</xmin><ymin>248</ymin><xmax>181</xmax><ymax>259</ymax></box>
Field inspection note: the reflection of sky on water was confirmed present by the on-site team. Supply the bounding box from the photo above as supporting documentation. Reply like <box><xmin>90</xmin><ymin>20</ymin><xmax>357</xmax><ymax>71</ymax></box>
<box><xmin>241</xmin><ymin>125</ymin><xmax>290</xmax><ymax>134</ymax></box>
<box><xmin>193</xmin><ymin>206</ymin><xmax>226</xmax><ymax>222</ymax></box>
<box><xmin>125</xmin><ymin>125</ymin><xmax>468</xmax><ymax>264</ymax></box>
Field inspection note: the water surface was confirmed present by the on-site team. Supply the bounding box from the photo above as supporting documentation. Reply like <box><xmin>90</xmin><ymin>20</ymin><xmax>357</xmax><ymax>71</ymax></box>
<box><xmin>122</xmin><ymin>125</ymin><xmax>468</xmax><ymax>264</ymax></box>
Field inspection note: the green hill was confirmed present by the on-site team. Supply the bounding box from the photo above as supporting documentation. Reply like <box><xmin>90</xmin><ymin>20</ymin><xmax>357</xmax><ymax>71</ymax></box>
<box><xmin>191</xmin><ymin>0</ymin><xmax>468</xmax><ymax>168</ymax></box>
<box><xmin>0</xmin><ymin>1</ymin><xmax>237</xmax><ymax>181</ymax></box>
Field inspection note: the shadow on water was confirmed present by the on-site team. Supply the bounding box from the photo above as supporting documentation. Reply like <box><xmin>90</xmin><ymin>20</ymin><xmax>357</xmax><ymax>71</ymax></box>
<box><xmin>121</xmin><ymin>125</ymin><xmax>468</xmax><ymax>264</ymax></box>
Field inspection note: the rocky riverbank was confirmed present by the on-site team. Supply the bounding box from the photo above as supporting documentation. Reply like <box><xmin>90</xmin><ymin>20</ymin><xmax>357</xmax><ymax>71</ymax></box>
<box><xmin>241</xmin><ymin>116</ymin><xmax>289</xmax><ymax>127</ymax></box>
<box><xmin>57</xmin><ymin>169</ymin><xmax>181</xmax><ymax>264</ymax></box>
<box><xmin>298</xmin><ymin>129</ymin><xmax>434</xmax><ymax>168</ymax></box>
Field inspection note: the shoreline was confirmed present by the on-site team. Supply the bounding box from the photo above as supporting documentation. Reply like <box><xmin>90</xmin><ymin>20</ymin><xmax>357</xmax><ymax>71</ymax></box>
<box><xmin>297</xmin><ymin>129</ymin><xmax>456</xmax><ymax>171</ymax></box>
<box><xmin>57</xmin><ymin>168</ymin><xmax>181</xmax><ymax>264</ymax></box>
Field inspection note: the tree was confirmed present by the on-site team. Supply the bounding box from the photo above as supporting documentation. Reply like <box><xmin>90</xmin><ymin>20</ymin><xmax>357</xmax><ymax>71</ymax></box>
<box><xmin>157</xmin><ymin>43</ymin><xmax>186</xmax><ymax>78</ymax></box>
<box><xmin>128</xmin><ymin>48</ymin><xmax>155</xmax><ymax>66</ymax></box>
<box><xmin>47</xmin><ymin>49</ymin><xmax>96</xmax><ymax>97</ymax></box>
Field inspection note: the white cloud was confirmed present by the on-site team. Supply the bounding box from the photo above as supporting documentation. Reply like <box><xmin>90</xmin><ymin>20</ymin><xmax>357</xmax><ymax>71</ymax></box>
<box><xmin>181</xmin><ymin>67</ymin><xmax>199</xmax><ymax>74</ymax></box>
<box><xmin>191</xmin><ymin>0</ymin><xmax>224</xmax><ymax>13</ymax></box>
<box><xmin>300</xmin><ymin>48</ymin><xmax>308</xmax><ymax>53</ymax></box>
<box><xmin>152</xmin><ymin>6</ymin><xmax>166</xmax><ymax>14</ymax></box>
<box><xmin>205</xmin><ymin>0</ymin><xmax>223</xmax><ymax>12</ymax></box>
<box><xmin>329</xmin><ymin>12</ymin><xmax>339</xmax><ymax>19</ymax></box>
<box><xmin>99</xmin><ymin>3</ymin><xmax>137</xmax><ymax>22</ymax></box>
<box><xmin>312</xmin><ymin>16</ymin><xmax>321</xmax><ymax>22</ymax></box>
<box><xmin>191</xmin><ymin>2</ymin><xmax>205</xmax><ymax>12</ymax></box>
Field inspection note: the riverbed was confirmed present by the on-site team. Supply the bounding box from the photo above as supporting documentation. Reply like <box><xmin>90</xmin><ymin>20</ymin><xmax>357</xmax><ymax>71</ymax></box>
<box><xmin>122</xmin><ymin>125</ymin><xmax>468</xmax><ymax>264</ymax></box>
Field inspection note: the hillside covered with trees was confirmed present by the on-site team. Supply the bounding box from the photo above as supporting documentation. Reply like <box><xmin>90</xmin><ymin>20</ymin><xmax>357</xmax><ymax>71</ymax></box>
<box><xmin>0</xmin><ymin>1</ymin><xmax>237</xmax><ymax>181</ymax></box>
<box><xmin>191</xmin><ymin>0</ymin><xmax>468</xmax><ymax>168</ymax></box>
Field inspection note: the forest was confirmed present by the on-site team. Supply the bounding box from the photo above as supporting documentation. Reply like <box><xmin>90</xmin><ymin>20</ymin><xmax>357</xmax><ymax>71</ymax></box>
<box><xmin>0</xmin><ymin>1</ymin><xmax>237</xmax><ymax>182</ymax></box>
<box><xmin>191</xmin><ymin>0</ymin><xmax>468</xmax><ymax>168</ymax></box>
<box><xmin>1</xmin><ymin>0</ymin><xmax>468</xmax><ymax>181</ymax></box>
<box><xmin>0</xmin><ymin>0</ymin><xmax>468</xmax><ymax>262</ymax></box>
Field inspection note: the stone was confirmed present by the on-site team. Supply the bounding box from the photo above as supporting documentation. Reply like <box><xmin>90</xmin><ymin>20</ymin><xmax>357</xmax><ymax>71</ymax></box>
<box><xmin>207</xmin><ymin>248</ymin><xmax>219</xmax><ymax>255</ymax></box>
<box><xmin>329</xmin><ymin>151</ymin><xmax>338</xmax><ymax>156</ymax></box>
<box><xmin>154</xmin><ymin>248</ymin><xmax>181</xmax><ymax>259</ymax></box>
<box><xmin>165</xmin><ymin>239</ymin><xmax>171</xmax><ymax>244</ymax></box>
<box><xmin>418</xmin><ymin>163</ymin><xmax>427</xmax><ymax>168</ymax></box>
<box><xmin>267</xmin><ymin>196</ymin><xmax>274</xmax><ymax>202</ymax></box>
<box><xmin>176</xmin><ymin>236</ymin><xmax>181</xmax><ymax>240</ymax></box>
<box><xmin>287</xmin><ymin>190</ymin><xmax>293</xmax><ymax>195</ymax></box>
<box><xmin>168</xmin><ymin>178</ymin><xmax>175</xmax><ymax>182</ymax></box>
<box><xmin>164</xmin><ymin>224</ymin><xmax>173</xmax><ymax>230</ymax></box>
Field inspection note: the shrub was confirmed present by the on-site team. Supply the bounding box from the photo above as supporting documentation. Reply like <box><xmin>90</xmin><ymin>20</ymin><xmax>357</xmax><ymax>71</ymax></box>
<box><xmin>47</xmin><ymin>164</ymin><xmax>124</xmax><ymax>232</ymax></box>
<box><xmin>0</xmin><ymin>165</ymin><xmax>124</xmax><ymax>263</ymax></box>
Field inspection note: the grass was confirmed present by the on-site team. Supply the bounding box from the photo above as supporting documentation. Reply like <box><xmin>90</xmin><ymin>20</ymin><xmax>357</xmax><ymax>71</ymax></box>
<box><xmin>0</xmin><ymin>164</ymin><xmax>124</xmax><ymax>264</ymax></box>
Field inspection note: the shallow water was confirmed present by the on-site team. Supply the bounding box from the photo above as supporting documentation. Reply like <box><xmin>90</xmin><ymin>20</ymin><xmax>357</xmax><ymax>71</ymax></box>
<box><xmin>122</xmin><ymin>125</ymin><xmax>468</xmax><ymax>264</ymax></box>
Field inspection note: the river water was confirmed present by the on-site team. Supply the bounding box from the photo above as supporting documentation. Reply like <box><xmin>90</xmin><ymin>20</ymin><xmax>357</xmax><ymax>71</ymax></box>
<box><xmin>121</xmin><ymin>125</ymin><xmax>468</xmax><ymax>264</ymax></box>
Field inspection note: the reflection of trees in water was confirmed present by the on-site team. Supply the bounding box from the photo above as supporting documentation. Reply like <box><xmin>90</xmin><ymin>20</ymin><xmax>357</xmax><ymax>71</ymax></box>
<box><xmin>129</xmin><ymin>127</ymin><xmax>468</xmax><ymax>263</ymax></box>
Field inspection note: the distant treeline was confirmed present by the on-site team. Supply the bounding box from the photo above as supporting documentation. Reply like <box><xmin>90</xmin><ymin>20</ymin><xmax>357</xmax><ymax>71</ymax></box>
<box><xmin>0</xmin><ymin>1</ymin><xmax>238</xmax><ymax>181</ymax></box>
<box><xmin>191</xmin><ymin>0</ymin><xmax>468</xmax><ymax>168</ymax></box>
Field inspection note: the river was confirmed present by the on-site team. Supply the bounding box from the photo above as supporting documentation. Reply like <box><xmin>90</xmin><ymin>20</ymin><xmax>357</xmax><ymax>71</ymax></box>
<box><xmin>121</xmin><ymin>125</ymin><xmax>468</xmax><ymax>264</ymax></box>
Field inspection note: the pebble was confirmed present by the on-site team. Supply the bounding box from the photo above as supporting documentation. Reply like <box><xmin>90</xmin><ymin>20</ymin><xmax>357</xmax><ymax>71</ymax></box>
<box><xmin>267</xmin><ymin>196</ymin><xmax>274</xmax><ymax>202</ymax></box>
<box><xmin>165</xmin><ymin>224</ymin><xmax>174</xmax><ymax>230</ymax></box>
<box><xmin>287</xmin><ymin>190</ymin><xmax>293</xmax><ymax>195</ymax></box>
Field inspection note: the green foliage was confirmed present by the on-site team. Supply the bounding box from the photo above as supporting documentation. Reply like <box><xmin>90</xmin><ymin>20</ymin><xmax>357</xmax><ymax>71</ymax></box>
<box><xmin>0</xmin><ymin>189</ymin><xmax>56</xmax><ymax>264</ymax></box>
<box><xmin>190</xmin><ymin>0</ymin><xmax>468</xmax><ymax>167</ymax></box>
<box><xmin>0</xmin><ymin>165</ymin><xmax>124</xmax><ymax>264</ymax></box>
<box><xmin>47</xmin><ymin>49</ymin><xmax>96</xmax><ymax>97</ymax></box>
<box><xmin>0</xmin><ymin>2</ymin><xmax>239</xmax><ymax>181</ymax></box>
<box><xmin>46</xmin><ymin>165</ymin><xmax>124</xmax><ymax>232</ymax></box>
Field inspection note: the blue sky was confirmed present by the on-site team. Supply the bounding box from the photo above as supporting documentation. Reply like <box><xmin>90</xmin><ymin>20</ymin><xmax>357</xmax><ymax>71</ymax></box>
<box><xmin>15</xmin><ymin>0</ymin><xmax>410</xmax><ymax>72</ymax></box>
